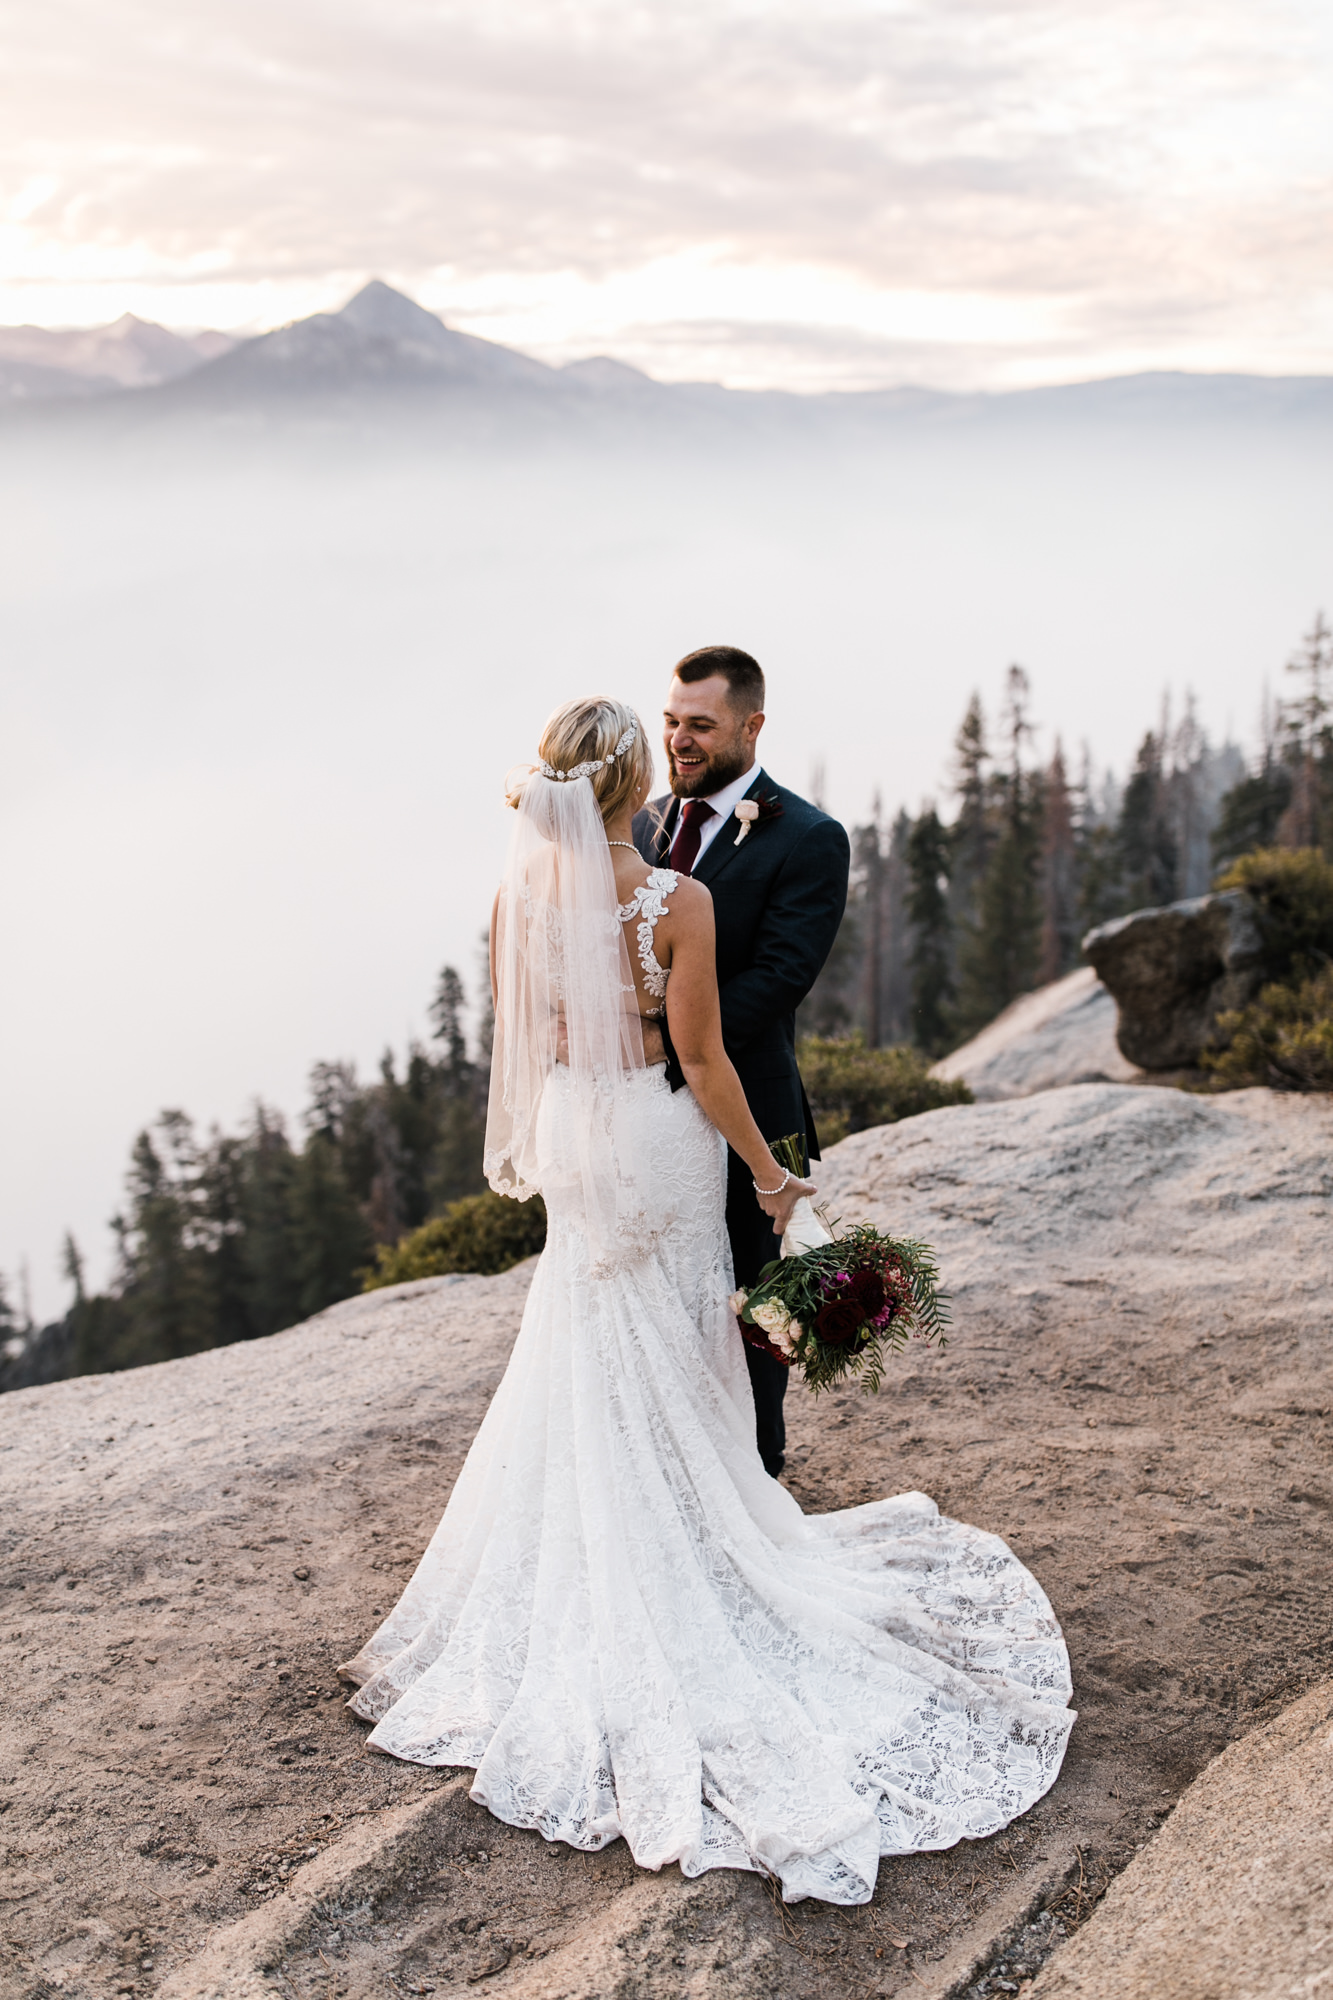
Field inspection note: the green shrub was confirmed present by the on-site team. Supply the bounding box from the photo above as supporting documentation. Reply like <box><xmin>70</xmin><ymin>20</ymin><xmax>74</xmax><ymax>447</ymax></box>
<box><xmin>363</xmin><ymin>1191</ymin><xmax>547</xmax><ymax>1290</ymax></box>
<box><xmin>797</xmin><ymin>1034</ymin><xmax>973</xmax><ymax>1147</ymax></box>
<box><xmin>1201</xmin><ymin>966</ymin><xmax>1333</xmax><ymax>1092</ymax></box>
<box><xmin>1213</xmin><ymin>848</ymin><xmax>1333</xmax><ymax>983</ymax></box>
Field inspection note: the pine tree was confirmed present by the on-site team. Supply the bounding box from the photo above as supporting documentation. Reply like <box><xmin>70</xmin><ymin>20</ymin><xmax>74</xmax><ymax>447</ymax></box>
<box><xmin>427</xmin><ymin>965</ymin><xmax>489</xmax><ymax>1207</ymax></box>
<box><xmin>238</xmin><ymin>1106</ymin><xmax>303</xmax><ymax>1337</ymax></box>
<box><xmin>198</xmin><ymin>1129</ymin><xmax>252</xmax><ymax>1349</ymax></box>
<box><xmin>305</xmin><ymin>1059</ymin><xmax>359</xmax><ymax>1143</ymax></box>
<box><xmin>1211</xmin><ymin>756</ymin><xmax>1293</xmax><ymax>871</ymax></box>
<box><xmin>1117</xmin><ymin>731</ymin><xmax>1177</xmax><ymax>910</ymax></box>
<box><xmin>61</xmin><ymin>1231</ymin><xmax>131</xmax><ymax>1377</ymax></box>
<box><xmin>0</xmin><ymin>1273</ymin><xmax>19</xmax><ymax>1349</ymax></box>
<box><xmin>905</xmin><ymin>808</ymin><xmax>953</xmax><ymax>1055</ymax></box>
<box><xmin>954</xmin><ymin>668</ymin><xmax>1042</xmax><ymax>1034</ymax></box>
<box><xmin>429</xmin><ymin>966</ymin><xmax>470</xmax><ymax>1074</ymax></box>
<box><xmin>61</xmin><ymin>1233</ymin><xmax>85</xmax><ymax>1304</ymax></box>
<box><xmin>1039</xmin><ymin>740</ymin><xmax>1079</xmax><ymax>982</ymax></box>
<box><xmin>111</xmin><ymin>1114</ymin><xmax>218</xmax><ymax>1367</ymax></box>
<box><xmin>1074</xmin><ymin>746</ymin><xmax>1123</xmax><ymax>932</ymax></box>
<box><xmin>290</xmin><ymin>1132</ymin><xmax>373</xmax><ymax>1318</ymax></box>
<box><xmin>855</xmin><ymin>810</ymin><xmax>887</xmax><ymax>1046</ymax></box>
<box><xmin>947</xmin><ymin>694</ymin><xmax>990</xmax><ymax>940</ymax></box>
<box><xmin>801</xmin><ymin>808</ymin><xmax>915</xmax><ymax>1046</ymax></box>
<box><xmin>1277</xmin><ymin>611</ymin><xmax>1332</xmax><ymax>854</ymax></box>
<box><xmin>881</xmin><ymin>810</ymin><xmax>914</xmax><ymax>1045</ymax></box>
<box><xmin>475</xmin><ymin>930</ymin><xmax>495</xmax><ymax>1068</ymax></box>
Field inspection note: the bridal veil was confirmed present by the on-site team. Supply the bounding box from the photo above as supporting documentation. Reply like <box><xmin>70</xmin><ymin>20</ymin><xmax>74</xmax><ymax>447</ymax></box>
<box><xmin>484</xmin><ymin>764</ymin><xmax>661</xmax><ymax>1278</ymax></box>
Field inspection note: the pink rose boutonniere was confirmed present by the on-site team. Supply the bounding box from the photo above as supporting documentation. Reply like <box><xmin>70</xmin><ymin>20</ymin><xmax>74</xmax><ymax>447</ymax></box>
<box><xmin>732</xmin><ymin>800</ymin><xmax>760</xmax><ymax>845</ymax></box>
<box><xmin>732</xmin><ymin>790</ymin><xmax>784</xmax><ymax>846</ymax></box>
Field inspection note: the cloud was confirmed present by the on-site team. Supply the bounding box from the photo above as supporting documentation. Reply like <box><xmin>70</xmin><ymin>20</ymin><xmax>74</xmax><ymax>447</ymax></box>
<box><xmin>1</xmin><ymin>0</ymin><xmax>1330</xmax><ymax>384</ymax></box>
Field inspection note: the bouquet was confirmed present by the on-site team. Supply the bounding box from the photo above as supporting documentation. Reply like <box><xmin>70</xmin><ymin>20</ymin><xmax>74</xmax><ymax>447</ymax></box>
<box><xmin>734</xmin><ymin>1137</ymin><xmax>949</xmax><ymax>1395</ymax></box>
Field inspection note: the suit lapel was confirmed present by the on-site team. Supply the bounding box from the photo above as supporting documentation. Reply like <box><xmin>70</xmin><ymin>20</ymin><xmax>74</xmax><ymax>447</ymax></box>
<box><xmin>652</xmin><ymin>797</ymin><xmax>678</xmax><ymax>867</ymax></box>
<box><xmin>693</xmin><ymin>774</ymin><xmax>766</xmax><ymax>890</ymax></box>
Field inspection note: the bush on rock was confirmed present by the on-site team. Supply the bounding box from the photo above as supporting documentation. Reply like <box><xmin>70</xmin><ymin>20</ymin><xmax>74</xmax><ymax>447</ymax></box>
<box><xmin>797</xmin><ymin>1034</ymin><xmax>972</xmax><ymax>1147</ymax></box>
<box><xmin>1201</xmin><ymin>966</ymin><xmax>1333</xmax><ymax>1092</ymax></box>
<box><xmin>364</xmin><ymin>1191</ymin><xmax>547</xmax><ymax>1289</ymax></box>
<box><xmin>1212</xmin><ymin>848</ymin><xmax>1333</xmax><ymax>984</ymax></box>
<box><xmin>1199</xmin><ymin>850</ymin><xmax>1333</xmax><ymax>1091</ymax></box>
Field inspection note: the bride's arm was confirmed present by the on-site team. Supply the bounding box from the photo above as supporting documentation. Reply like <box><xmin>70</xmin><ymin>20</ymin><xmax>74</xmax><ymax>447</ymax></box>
<box><xmin>663</xmin><ymin>881</ymin><xmax>814</xmax><ymax>1235</ymax></box>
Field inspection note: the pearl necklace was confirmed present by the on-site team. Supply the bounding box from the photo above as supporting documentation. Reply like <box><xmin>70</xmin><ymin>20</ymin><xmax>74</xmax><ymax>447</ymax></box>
<box><xmin>607</xmin><ymin>841</ymin><xmax>640</xmax><ymax>851</ymax></box>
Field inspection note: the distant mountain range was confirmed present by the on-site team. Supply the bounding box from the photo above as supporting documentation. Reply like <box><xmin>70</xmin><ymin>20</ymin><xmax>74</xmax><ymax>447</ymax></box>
<box><xmin>4</xmin><ymin>280</ymin><xmax>1331</xmax><ymax>435</ymax></box>
<box><xmin>0</xmin><ymin>313</ymin><xmax>233</xmax><ymax>403</ymax></box>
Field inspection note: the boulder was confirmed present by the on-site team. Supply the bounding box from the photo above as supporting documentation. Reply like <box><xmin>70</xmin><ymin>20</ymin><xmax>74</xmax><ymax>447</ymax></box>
<box><xmin>931</xmin><ymin>965</ymin><xmax>1143</xmax><ymax>1100</ymax></box>
<box><xmin>1082</xmin><ymin>889</ymin><xmax>1264</xmax><ymax>1069</ymax></box>
<box><xmin>1030</xmin><ymin>1678</ymin><xmax>1333</xmax><ymax>2000</ymax></box>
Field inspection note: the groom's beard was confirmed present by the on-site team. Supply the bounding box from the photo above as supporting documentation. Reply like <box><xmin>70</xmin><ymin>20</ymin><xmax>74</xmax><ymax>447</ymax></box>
<box><xmin>668</xmin><ymin>742</ymin><xmax>751</xmax><ymax>799</ymax></box>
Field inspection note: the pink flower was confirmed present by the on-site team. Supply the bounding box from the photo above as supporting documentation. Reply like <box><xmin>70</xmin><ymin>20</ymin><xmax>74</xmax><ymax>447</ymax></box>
<box><xmin>732</xmin><ymin>800</ymin><xmax>760</xmax><ymax>845</ymax></box>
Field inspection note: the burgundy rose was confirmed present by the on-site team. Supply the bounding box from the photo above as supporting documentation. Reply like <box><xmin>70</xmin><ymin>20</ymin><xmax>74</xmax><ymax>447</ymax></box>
<box><xmin>815</xmin><ymin>1297</ymin><xmax>865</xmax><ymax>1346</ymax></box>
<box><xmin>848</xmin><ymin>1267</ymin><xmax>886</xmax><ymax>1319</ymax></box>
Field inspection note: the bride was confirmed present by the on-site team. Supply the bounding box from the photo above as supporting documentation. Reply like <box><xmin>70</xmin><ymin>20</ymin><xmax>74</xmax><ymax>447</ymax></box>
<box><xmin>340</xmin><ymin>696</ymin><xmax>1074</xmax><ymax>1906</ymax></box>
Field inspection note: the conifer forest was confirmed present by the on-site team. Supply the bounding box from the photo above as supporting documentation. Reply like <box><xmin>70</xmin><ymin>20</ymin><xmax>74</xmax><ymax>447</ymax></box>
<box><xmin>4</xmin><ymin>613</ymin><xmax>1330</xmax><ymax>1388</ymax></box>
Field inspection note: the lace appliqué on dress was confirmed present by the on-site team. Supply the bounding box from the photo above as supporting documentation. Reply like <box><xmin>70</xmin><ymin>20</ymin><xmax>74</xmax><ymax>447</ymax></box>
<box><xmin>617</xmin><ymin>867</ymin><xmax>678</xmax><ymax>1018</ymax></box>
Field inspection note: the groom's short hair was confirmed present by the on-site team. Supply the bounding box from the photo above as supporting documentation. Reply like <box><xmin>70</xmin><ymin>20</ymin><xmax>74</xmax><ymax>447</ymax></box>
<box><xmin>674</xmin><ymin>645</ymin><xmax>765</xmax><ymax>713</ymax></box>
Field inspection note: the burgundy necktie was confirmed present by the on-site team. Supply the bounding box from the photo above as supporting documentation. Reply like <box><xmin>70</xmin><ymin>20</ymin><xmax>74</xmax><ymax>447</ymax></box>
<box><xmin>668</xmin><ymin>799</ymin><xmax>716</xmax><ymax>876</ymax></box>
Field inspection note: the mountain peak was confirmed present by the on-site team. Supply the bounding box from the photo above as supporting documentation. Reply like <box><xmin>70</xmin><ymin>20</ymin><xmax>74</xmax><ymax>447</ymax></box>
<box><xmin>561</xmin><ymin>355</ymin><xmax>656</xmax><ymax>390</ymax></box>
<box><xmin>336</xmin><ymin>280</ymin><xmax>449</xmax><ymax>344</ymax></box>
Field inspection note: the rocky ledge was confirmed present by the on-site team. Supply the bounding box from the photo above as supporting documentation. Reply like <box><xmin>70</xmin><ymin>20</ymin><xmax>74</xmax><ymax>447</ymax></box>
<box><xmin>2</xmin><ymin>1083</ymin><xmax>1331</xmax><ymax>2000</ymax></box>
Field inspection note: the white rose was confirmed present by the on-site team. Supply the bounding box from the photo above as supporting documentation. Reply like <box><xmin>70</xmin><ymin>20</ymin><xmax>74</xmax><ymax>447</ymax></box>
<box><xmin>770</xmin><ymin>1316</ymin><xmax>804</xmax><ymax>1356</ymax></box>
<box><xmin>728</xmin><ymin>1290</ymin><xmax>748</xmax><ymax>1316</ymax></box>
<box><xmin>751</xmin><ymin>1298</ymin><xmax>791</xmax><ymax>1337</ymax></box>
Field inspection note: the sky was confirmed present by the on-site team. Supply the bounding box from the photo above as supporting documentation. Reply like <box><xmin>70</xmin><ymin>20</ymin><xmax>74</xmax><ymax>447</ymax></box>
<box><xmin>2</xmin><ymin>0</ymin><xmax>1332</xmax><ymax>390</ymax></box>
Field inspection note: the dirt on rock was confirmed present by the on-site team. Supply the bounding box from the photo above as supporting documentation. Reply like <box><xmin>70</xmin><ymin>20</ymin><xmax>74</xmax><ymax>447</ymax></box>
<box><xmin>1</xmin><ymin>1081</ymin><xmax>1331</xmax><ymax>2000</ymax></box>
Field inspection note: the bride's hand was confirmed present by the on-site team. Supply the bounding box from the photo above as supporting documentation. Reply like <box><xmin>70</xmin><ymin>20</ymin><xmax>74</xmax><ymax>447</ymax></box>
<box><xmin>756</xmin><ymin>1173</ymin><xmax>816</xmax><ymax>1235</ymax></box>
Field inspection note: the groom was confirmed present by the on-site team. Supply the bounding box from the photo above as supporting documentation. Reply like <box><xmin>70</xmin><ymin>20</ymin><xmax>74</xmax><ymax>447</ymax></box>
<box><xmin>633</xmin><ymin>646</ymin><xmax>850</xmax><ymax>1478</ymax></box>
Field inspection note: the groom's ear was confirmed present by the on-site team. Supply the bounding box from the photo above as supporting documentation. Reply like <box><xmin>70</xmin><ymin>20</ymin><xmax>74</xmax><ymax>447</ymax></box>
<box><xmin>742</xmin><ymin>707</ymin><xmax>765</xmax><ymax>750</ymax></box>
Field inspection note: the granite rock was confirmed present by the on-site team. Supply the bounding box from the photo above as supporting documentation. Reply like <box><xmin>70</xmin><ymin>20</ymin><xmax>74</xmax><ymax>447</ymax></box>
<box><xmin>1030</xmin><ymin>1677</ymin><xmax>1333</xmax><ymax>2000</ymax></box>
<box><xmin>931</xmin><ymin>966</ymin><xmax>1143</xmax><ymax>1101</ymax></box>
<box><xmin>1082</xmin><ymin>890</ymin><xmax>1264</xmax><ymax>1070</ymax></box>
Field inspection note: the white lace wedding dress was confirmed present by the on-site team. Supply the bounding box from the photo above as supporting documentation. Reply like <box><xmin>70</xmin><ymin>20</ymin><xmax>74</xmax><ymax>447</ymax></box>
<box><xmin>340</xmin><ymin>866</ymin><xmax>1074</xmax><ymax>1907</ymax></box>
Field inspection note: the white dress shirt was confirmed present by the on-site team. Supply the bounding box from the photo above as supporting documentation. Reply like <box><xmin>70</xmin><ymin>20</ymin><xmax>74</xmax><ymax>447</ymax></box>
<box><xmin>678</xmin><ymin>765</ymin><xmax>765</xmax><ymax>868</ymax></box>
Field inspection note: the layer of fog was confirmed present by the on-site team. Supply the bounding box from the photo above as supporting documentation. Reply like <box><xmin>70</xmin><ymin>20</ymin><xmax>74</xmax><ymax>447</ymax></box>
<box><xmin>2</xmin><ymin>411</ymin><xmax>1329</xmax><ymax>1318</ymax></box>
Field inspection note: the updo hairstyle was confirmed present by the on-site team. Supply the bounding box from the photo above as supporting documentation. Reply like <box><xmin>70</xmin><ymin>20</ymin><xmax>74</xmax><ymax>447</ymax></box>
<box><xmin>522</xmin><ymin>696</ymin><xmax>654</xmax><ymax>824</ymax></box>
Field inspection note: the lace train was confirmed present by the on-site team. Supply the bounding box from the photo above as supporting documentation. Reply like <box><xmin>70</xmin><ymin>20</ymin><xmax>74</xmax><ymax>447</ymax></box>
<box><xmin>340</xmin><ymin>1068</ymin><xmax>1074</xmax><ymax>1905</ymax></box>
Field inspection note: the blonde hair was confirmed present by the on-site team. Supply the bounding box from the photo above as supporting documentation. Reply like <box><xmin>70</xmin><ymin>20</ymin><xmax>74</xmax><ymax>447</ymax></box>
<box><xmin>516</xmin><ymin>696</ymin><xmax>654</xmax><ymax>824</ymax></box>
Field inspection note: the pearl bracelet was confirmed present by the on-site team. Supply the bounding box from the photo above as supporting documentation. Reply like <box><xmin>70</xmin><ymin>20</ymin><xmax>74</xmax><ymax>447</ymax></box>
<box><xmin>752</xmin><ymin>1167</ymin><xmax>791</xmax><ymax>1197</ymax></box>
